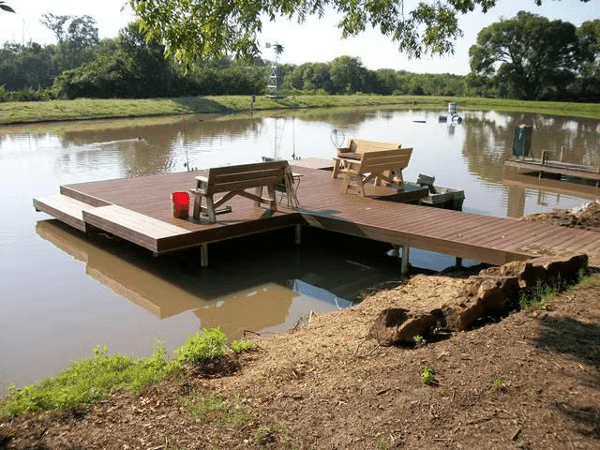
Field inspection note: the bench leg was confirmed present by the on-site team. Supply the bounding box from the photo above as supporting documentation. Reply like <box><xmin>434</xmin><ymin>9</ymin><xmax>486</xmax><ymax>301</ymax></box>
<box><xmin>193</xmin><ymin>193</ymin><xmax>201</xmax><ymax>219</ymax></box>
<box><xmin>267</xmin><ymin>185</ymin><xmax>277</xmax><ymax>211</ymax></box>
<box><xmin>332</xmin><ymin>158</ymin><xmax>341</xmax><ymax>178</ymax></box>
<box><xmin>205</xmin><ymin>195</ymin><xmax>217</xmax><ymax>223</ymax></box>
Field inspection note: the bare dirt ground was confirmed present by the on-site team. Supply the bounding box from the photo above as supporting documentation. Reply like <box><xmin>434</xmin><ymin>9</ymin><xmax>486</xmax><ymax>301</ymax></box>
<box><xmin>2</xmin><ymin>202</ymin><xmax>600</xmax><ymax>450</ymax></box>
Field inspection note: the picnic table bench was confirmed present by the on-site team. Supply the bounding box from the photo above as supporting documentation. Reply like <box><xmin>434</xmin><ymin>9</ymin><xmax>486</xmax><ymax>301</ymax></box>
<box><xmin>339</xmin><ymin>148</ymin><xmax>413</xmax><ymax>197</ymax></box>
<box><xmin>190</xmin><ymin>160</ymin><xmax>291</xmax><ymax>223</ymax></box>
<box><xmin>332</xmin><ymin>138</ymin><xmax>402</xmax><ymax>179</ymax></box>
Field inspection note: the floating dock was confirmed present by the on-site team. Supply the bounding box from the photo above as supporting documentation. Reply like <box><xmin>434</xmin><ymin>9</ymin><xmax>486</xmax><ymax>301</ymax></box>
<box><xmin>505</xmin><ymin>157</ymin><xmax>600</xmax><ymax>184</ymax></box>
<box><xmin>34</xmin><ymin>163</ymin><xmax>600</xmax><ymax>270</ymax></box>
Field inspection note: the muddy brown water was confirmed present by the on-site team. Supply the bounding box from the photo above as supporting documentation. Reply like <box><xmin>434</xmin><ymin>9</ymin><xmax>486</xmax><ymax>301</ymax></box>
<box><xmin>1</xmin><ymin>107</ymin><xmax>600</xmax><ymax>393</ymax></box>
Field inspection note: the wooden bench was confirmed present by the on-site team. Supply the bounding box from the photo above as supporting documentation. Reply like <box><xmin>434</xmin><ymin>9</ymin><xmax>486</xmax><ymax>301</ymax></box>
<box><xmin>332</xmin><ymin>138</ymin><xmax>402</xmax><ymax>179</ymax></box>
<box><xmin>190</xmin><ymin>161</ymin><xmax>290</xmax><ymax>223</ymax></box>
<box><xmin>339</xmin><ymin>148</ymin><xmax>413</xmax><ymax>197</ymax></box>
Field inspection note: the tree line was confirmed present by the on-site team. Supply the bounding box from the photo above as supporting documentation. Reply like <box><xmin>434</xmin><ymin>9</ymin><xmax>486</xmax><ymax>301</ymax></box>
<box><xmin>0</xmin><ymin>11</ymin><xmax>599</xmax><ymax>102</ymax></box>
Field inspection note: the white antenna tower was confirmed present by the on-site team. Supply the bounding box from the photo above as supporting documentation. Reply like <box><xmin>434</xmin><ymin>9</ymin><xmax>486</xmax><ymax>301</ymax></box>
<box><xmin>265</xmin><ymin>42</ymin><xmax>284</xmax><ymax>98</ymax></box>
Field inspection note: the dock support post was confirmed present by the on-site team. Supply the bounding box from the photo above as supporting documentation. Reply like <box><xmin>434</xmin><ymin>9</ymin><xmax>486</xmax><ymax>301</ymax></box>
<box><xmin>200</xmin><ymin>243</ymin><xmax>208</xmax><ymax>268</ymax></box>
<box><xmin>456</xmin><ymin>257</ymin><xmax>463</xmax><ymax>268</ymax></box>
<box><xmin>295</xmin><ymin>224</ymin><xmax>302</xmax><ymax>245</ymax></box>
<box><xmin>401</xmin><ymin>246</ymin><xmax>410</xmax><ymax>277</ymax></box>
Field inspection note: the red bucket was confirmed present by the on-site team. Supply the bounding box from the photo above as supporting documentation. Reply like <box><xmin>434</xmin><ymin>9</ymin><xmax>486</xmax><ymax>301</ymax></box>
<box><xmin>171</xmin><ymin>192</ymin><xmax>190</xmax><ymax>219</ymax></box>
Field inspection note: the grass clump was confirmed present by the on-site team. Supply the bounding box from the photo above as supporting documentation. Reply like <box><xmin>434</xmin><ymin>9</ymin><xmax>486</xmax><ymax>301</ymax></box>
<box><xmin>0</xmin><ymin>328</ymin><xmax>253</xmax><ymax>419</ymax></box>
<box><xmin>187</xmin><ymin>393</ymin><xmax>253</xmax><ymax>427</ymax></box>
<box><xmin>519</xmin><ymin>280</ymin><xmax>556</xmax><ymax>311</ymax></box>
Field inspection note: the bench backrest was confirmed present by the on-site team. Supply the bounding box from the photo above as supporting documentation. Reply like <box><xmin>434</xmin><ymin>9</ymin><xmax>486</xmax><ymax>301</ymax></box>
<box><xmin>359</xmin><ymin>148</ymin><xmax>413</xmax><ymax>173</ymax></box>
<box><xmin>205</xmin><ymin>160</ymin><xmax>289</xmax><ymax>195</ymax></box>
<box><xmin>340</xmin><ymin>138</ymin><xmax>402</xmax><ymax>155</ymax></box>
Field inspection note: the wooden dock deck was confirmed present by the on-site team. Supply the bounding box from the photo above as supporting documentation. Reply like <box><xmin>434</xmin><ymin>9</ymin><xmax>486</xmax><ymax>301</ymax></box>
<box><xmin>505</xmin><ymin>157</ymin><xmax>600</xmax><ymax>184</ymax></box>
<box><xmin>34</xmin><ymin>164</ymin><xmax>600</xmax><ymax>268</ymax></box>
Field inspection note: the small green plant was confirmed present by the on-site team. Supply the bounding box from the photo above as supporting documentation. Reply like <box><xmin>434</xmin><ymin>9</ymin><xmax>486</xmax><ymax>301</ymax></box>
<box><xmin>519</xmin><ymin>280</ymin><xmax>555</xmax><ymax>311</ymax></box>
<box><xmin>177</xmin><ymin>327</ymin><xmax>228</xmax><ymax>364</ymax></box>
<box><xmin>490</xmin><ymin>378</ymin><xmax>507</xmax><ymax>391</ymax></box>
<box><xmin>420</xmin><ymin>365</ymin><xmax>436</xmax><ymax>385</ymax></box>
<box><xmin>413</xmin><ymin>335</ymin><xmax>426</xmax><ymax>347</ymax></box>
<box><xmin>230</xmin><ymin>339</ymin><xmax>253</xmax><ymax>353</ymax></box>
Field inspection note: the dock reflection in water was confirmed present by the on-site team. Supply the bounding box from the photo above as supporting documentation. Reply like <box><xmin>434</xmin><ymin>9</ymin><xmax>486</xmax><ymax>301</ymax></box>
<box><xmin>35</xmin><ymin>220</ymin><xmax>393</xmax><ymax>340</ymax></box>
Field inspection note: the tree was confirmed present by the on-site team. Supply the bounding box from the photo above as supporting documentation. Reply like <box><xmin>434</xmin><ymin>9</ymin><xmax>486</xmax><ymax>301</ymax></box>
<box><xmin>41</xmin><ymin>14</ymin><xmax>100</xmax><ymax>70</ymax></box>
<box><xmin>575</xmin><ymin>19</ymin><xmax>600</xmax><ymax>100</ymax></box>
<box><xmin>330</xmin><ymin>56</ymin><xmax>367</xmax><ymax>93</ymax></box>
<box><xmin>468</xmin><ymin>11</ymin><xmax>580</xmax><ymax>100</ymax></box>
<box><xmin>129</xmin><ymin>0</ymin><xmax>592</xmax><ymax>67</ymax></box>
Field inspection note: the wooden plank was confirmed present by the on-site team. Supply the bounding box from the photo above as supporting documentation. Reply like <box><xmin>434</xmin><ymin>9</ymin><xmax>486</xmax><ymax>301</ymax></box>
<box><xmin>33</xmin><ymin>194</ymin><xmax>98</xmax><ymax>231</ymax></box>
<box><xmin>83</xmin><ymin>205</ymin><xmax>190</xmax><ymax>253</ymax></box>
<box><xmin>505</xmin><ymin>159</ymin><xmax>600</xmax><ymax>181</ymax></box>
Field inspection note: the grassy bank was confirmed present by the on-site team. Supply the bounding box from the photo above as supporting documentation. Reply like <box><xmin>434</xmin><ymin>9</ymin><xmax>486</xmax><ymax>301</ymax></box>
<box><xmin>2</xmin><ymin>95</ymin><xmax>600</xmax><ymax>125</ymax></box>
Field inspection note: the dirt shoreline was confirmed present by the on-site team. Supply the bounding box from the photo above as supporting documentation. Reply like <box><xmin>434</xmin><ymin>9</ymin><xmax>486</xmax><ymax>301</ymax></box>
<box><xmin>2</xmin><ymin>202</ymin><xmax>600</xmax><ymax>449</ymax></box>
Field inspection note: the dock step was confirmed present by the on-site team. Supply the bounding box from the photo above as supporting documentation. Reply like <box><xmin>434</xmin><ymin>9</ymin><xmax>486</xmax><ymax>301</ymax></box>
<box><xmin>83</xmin><ymin>205</ymin><xmax>190</xmax><ymax>253</ymax></box>
<box><xmin>33</xmin><ymin>194</ymin><xmax>98</xmax><ymax>231</ymax></box>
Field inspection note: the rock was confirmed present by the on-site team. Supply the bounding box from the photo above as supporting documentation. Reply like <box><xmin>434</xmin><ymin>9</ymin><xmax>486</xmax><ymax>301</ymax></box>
<box><xmin>477</xmin><ymin>279</ymin><xmax>508</xmax><ymax>312</ymax></box>
<box><xmin>517</xmin><ymin>262</ymin><xmax>547</xmax><ymax>289</ymax></box>
<box><xmin>369</xmin><ymin>308</ymin><xmax>442</xmax><ymax>346</ymax></box>
<box><xmin>444</xmin><ymin>297</ymin><xmax>486</xmax><ymax>331</ymax></box>
<box><xmin>529</xmin><ymin>253</ymin><xmax>588</xmax><ymax>281</ymax></box>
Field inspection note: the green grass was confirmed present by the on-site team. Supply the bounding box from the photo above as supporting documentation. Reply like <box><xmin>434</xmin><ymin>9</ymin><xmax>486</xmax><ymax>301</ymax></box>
<box><xmin>0</xmin><ymin>328</ymin><xmax>253</xmax><ymax>419</ymax></box>
<box><xmin>186</xmin><ymin>393</ymin><xmax>253</xmax><ymax>427</ymax></box>
<box><xmin>2</xmin><ymin>94</ymin><xmax>600</xmax><ymax>125</ymax></box>
<box><xmin>519</xmin><ymin>280</ymin><xmax>557</xmax><ymax>311</ymax></box>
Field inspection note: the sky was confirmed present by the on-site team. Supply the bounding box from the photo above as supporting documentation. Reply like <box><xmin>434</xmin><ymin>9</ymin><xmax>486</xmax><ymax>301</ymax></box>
<box><xmin>0</xmin><ymin>0</ymin><xmax>598</xmax><ymax>75</ymax></box>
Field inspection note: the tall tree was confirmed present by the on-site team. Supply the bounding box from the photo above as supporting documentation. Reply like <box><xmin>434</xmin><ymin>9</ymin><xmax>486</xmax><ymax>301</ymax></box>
<box><xmin>576</xmin><ymin>19</ymin><xmax>600</xmax><ymax>100</ymax></box>
<box><xmin>468</xmin><ymin>11</ymin><xmax>580</xmax><ymax>100</ymax></box>
<box><xmin>41</xmin><ymin>14</ymin><xmax>100</xmax><ymax>70</ymax></box>
<box><xmin>129</xmin><ymin>0</ymin><xmax>592</xmax><ymax>68</ymax></box>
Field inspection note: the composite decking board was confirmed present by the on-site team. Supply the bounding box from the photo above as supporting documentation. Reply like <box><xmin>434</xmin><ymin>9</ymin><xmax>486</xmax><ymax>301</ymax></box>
<box><xmin>492</xmin><ymin>224</ymin><xmax>584</xmax><ymax>252</ymax></box>
<box><xmin>49</xmin><ymin>167</ymin><xmax>600</xmax><ymax>263</ymax></box>
<box><xmin>464</xmin><ymin>220</ymin><xmax>560</xmax><ymax>248</ymax></box>
<box><xmin>33</xmin><ymin>194</ymin><xmax>96</xmax><ymax>232</ymax></box>
<box><xmin>302</xmin><ymin>213</ymin><xmax>528</xmax><ymax>265</ymax></box>
<box><xmin>554</xmin><ymin>231</ymin><xmax>600</xmax><ymax>254</ymax></box>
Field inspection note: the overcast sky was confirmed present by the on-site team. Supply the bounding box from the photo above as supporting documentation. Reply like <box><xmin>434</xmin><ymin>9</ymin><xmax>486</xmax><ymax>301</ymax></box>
<box><xmin>0</xmin><ymin>0</ymin><xmax>598</xmax><ymax>74</ymax></box>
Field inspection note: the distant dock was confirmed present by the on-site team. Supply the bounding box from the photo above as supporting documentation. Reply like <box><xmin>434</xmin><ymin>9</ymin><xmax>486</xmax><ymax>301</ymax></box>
<box><xmin>34</xmin><ymin>162</ymin><xmax>600</xmax><ymax>271</ymax></box>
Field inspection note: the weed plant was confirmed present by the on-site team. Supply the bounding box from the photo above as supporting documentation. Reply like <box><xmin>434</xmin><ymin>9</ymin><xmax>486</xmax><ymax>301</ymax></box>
<box><xmin>420</xmin><ymin>365</ymin><xmax>436</xmax><ymax>385</ymax></box>
<box><xmin>0</xmin><ymin>328</ymin><xmax>252</xmax><ymax>419</ymax></box>
<box><xmin>519</xmin><ymin>280</ymin><xmax>556</xmax><ymax>311</ymax></box>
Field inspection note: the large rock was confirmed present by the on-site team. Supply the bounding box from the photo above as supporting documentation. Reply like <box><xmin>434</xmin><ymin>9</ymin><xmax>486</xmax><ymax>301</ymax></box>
<box><xmin>529</xmin><ymin>253</ymin><xmax>588</xmax><ymax>281</ymax></box>
<box><xmin>369</xmin><ymin>308</ymin><xmax>443</xmax><ymax>346</ymax></box>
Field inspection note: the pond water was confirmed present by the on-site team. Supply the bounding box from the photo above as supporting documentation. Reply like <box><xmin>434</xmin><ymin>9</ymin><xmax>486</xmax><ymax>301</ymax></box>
<box><xmin>1</xmin><ymin>107</ymin><xmax>600</xmax><ymax>393</ymax></box>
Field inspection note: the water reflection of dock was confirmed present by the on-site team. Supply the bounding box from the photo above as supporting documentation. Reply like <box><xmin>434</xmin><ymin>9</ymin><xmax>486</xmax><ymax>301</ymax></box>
<box><xmin>35</xmin><ymin>220</ymin><xmax>363</xmax><ymax>338</ymax></box>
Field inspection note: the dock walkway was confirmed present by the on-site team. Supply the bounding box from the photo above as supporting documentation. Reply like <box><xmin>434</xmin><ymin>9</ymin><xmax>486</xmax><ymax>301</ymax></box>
<box><xmin>34</xmin><ymin>164</ymin><xmax>600</xmax><ymax>268</ymax></box>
